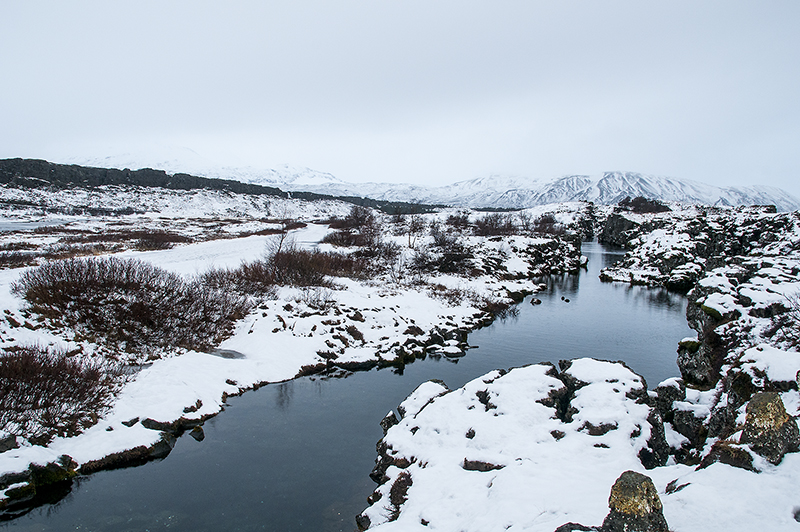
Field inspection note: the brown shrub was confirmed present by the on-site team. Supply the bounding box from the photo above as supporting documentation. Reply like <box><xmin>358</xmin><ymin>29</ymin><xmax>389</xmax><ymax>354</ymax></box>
<box><xmin>11</xmin><ymin>257</ymin><xmax>251</xmax><ymax>357</ymax></box>
<box><xmin>0</xmin><ymin>345</ymin><xmax>118</xmax><ymax>443</ymax></box>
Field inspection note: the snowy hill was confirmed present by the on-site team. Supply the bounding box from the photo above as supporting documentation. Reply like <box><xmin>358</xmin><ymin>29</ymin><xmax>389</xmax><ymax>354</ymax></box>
<box><xmin>61</xmin><ymin>150</ymin><xmax>799</xmax><ymax>211</ymax></box>
<box><xmin>287</xmin><ymin>171</ymin><xmax>800</xmax><ymax>212</ymax></box>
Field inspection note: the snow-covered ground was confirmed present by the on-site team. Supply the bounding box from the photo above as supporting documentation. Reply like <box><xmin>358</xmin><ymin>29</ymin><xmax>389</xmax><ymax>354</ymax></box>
<box><xmin>0</xmin><ymin>191</ymin><xmax>588</xmax><ymax>511</ymax></box>
<box><xmin>359</xmin><ymin>359</ymin><xmax>800</xmax><ymax>532</ymax></box>
<box><xmin>353</xmin><ymin>203</ymin><xmax>800</xmax><ymax>531</ymax></box>
<box><xmin>3</xmin><ymin>181</ymin><xmax>799</xmax><ymax>531</ymax></box>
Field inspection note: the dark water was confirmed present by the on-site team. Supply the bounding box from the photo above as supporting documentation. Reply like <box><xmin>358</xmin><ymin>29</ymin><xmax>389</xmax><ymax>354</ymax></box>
<box><xmin>3</xmin><ymin>242</ymin><xmax>692</xmax><ymax>532</ymax></box>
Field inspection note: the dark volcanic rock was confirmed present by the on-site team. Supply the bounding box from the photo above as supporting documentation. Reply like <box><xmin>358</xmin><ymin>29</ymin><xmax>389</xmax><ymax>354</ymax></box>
<box><xmin>462</xmin><ymin>459</ymin><xmax>504</xmax><ymax>472</ymax></box>
<box><xmin>380</xmin><ymin>411</ymin><xmax>399</xmax><ymax>435</ymax></box>
<box><xmin>599</xmin><ymin>213</ymin><xmax>641</xmax><ymax>248</ymax></box>
<box><xmin>638</xmin><ymin>410</ymin><xmax>670</xmax><ymax>469</ymax></box>
<box><xmin>740</xmin><ymin>392</ymin><xmax>800</xmax><ymax>465</ymax></box>
<box><xmin>671</xmin><ymin>408</ymin><xmax>708</xmax><ymax>450</ymax></box>
<box><xmin>698</xmin><ymin>440</ymin><xmax>755</xmax><ymax>471</ymax></box>
<box><xmin>553</xmin><ymin>471</ymin><xmax>668</xmax><ymax>532</ymax></box>
<box><xmin>601</xmin><ymin>471</ymin><xmax>669</xmax><ymax>532</ymax></box>
<box><xmin>653</xmin><ymin>380</ymin><xmax>685</xmax><ymax>423</ymax></box>
<box><xmin>0</xmin><ymin>435</ymin><xmax>18</xmax><ymax>453</ymax></box>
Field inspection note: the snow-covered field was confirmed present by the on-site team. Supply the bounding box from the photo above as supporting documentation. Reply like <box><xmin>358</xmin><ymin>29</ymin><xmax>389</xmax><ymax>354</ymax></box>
<box><xmin>2</xmin><ymin>181</ymin><xmax>799</xmax><ymax>532</ymax></box>
<box><xmin>0</xmin><ymin>187</ymin><xmax>589</xmax><ymax>515</ymax></box>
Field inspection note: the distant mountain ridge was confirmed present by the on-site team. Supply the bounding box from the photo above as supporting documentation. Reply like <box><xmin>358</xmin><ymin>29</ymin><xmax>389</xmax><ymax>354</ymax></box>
<box><xmin>59</xmin><ymin>151</ymin><xmax>800</xmax><ymax>211</ymax></box>
<box><xmin>269</xmin><ymin>171</ymin><xmax>800</xmax><ymax>212</ymax></box>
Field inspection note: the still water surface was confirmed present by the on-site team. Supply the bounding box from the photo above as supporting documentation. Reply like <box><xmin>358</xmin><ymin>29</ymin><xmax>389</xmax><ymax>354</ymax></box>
<box><xmin>3</xmin><ymin>242</ymin><xmax>693</xmax><ymax>532</ymax></box>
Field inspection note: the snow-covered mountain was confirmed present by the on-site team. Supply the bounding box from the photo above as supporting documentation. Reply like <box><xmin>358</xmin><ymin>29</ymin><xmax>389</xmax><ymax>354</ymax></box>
<box><xmin>60</xmin><ymin>149</ymin><xmax>800</xmax><ymax>211</ymax></box>
<box><xmin>273</xmin><ymin>171</ymin><xmax>800</xmax><ymax>212</ymax></box>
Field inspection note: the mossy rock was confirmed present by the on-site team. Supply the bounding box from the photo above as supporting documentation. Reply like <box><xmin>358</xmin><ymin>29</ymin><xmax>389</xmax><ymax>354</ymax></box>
<box><xmin>699</xmin><ymin>304</ymin><xmax>723</xmax><ymax>321</ymax></box>
<box><xmin>29</xmin><ymin>456</ymin><xmax>77</xmax><ymax>486</ymax></box>
<box><xmin>678</xmin><ymin>339</ymin><xmax>702</xmax><ymax>353</ymax></box>
<box><xmin>3</xmin><ymin>482</ymin><xmax>36</xmax><ymax>502</ymax></box>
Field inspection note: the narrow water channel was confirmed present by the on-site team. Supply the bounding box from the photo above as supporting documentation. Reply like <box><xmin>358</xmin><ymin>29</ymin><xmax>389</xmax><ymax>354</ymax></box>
<box><xmin>3</xmin><ymin>242</ymin><xmax>693</xmax><ymax>532</ymax></box>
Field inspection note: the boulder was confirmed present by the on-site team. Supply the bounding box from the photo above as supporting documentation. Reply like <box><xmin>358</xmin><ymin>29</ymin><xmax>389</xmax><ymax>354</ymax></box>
<box><xmin>601</xmin><ymin>471</ymin><xmax>669</xmax><ymax>532</ymax></box>
<box><xmin>671</xmin><ymin>408</ymin><xmax>707</xmax><ymax>449</ymax></box>
<box><xmin>380</xmin><ymin>411</ymin><xmax>399</xmax><ymax>435</ymax></box>
<box><xmin>553</xmin><ymin>471</ymin><xmax>668</xmax><ymax>532</ymax></box>
<box><xmin>740</xmin><ymin>392</ymin><xmax>800</xmax><ymax>465</ymax></box>
<box><xmin>698</xmin><ymin>440</ymin><xmax>755</xmax><ymax>471</ymax></box>
<box><xmin>653</xmin><ymin>380</ymin><xmax>685</xmax><ymax>423</ymax></box>
<box><xmin>0</xmin><ymin>435</ymin><xmax>18</xmax><ymax>453</ymax></box>
<box><xmin>638</xmin><ymin>410</ymin><xmax>670</xmax><ymax>470</ymax></box>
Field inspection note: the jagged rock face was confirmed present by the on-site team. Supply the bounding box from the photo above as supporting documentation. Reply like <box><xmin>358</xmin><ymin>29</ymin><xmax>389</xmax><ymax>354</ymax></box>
<box><xmin>602</xmin><ymin>471</ymin><xmax>668</xmax><ymax>532</ymax></box>
<box><xmin>599</xmin><ymin>213</ymin><xmax>641</xmax><ymax>248</ymax></box>
<box><xmin>740</xmin><ymin>392</ymin><xmax>800</xmax><ymax>465</ymax></box>
<box><xmin>598</xmin><ymin>206</ymin><xmax>798</xmax><ymax>291</ymax></box>
<box><xmin>676</xmin><ymin>344</ymin><xmax>718</xmax><ymax>389</ymax></box>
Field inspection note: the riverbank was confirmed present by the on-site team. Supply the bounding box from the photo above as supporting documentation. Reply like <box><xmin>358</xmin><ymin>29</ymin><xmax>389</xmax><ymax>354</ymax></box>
<box><xmin>358</xmin><ymin>203</ymin><xmax>800</xmax><ymax>531</ymax></box>
<box><xmin>0</xmin><ymin>198</ymin><xmax>590</xmax><ymax>514</ymax></box>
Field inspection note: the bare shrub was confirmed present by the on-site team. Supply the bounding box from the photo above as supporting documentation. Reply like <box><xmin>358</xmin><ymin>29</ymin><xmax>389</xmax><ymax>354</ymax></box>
<box><xmin>767</xmin><ymin>294</ymin><xmax>800</xmax><ymax>348</ymax></box>
<box><xmin>199</xmin><ymin>262</ymin><xmax>279</xmax><ymax>299</ymax></box>
<box><xmin>0</xmin><ymin>242</ymin><xmax>37</xmax><ymax>251</ymax></box>
<box><xmin>133</xmin><ymin>230</ymin><xmax>192</xmax><ymax>251</ymax></box>
<box><xmin>11</xmin><ymin>257</ymin><xmax>251</xmax><ymax>357</ymax></box>
<box><xmin>203</xmin><ymin>245</ymin><xmax>370</xmax><ymax>294</ymax></box>
<box><xmin>0</xmin><ymin>345</ymin><xmax>119</xmax><ymax>443</ymax></box>
<box><xmin>324</xmin><ymin>205</ymin><xmax>384</xmax><ymax>251</ymax></box>
<box><xmin>517</xmin><ymin>211</ymin><xmax>533</xmax><ymax>233</ymax></box>
<box><xmin>446</xmin><ymin>211</ymin><xmax>470</xmax><ymax>229</ymax></box>
<box><xmin>531</xmin><ymin>213</ymin><xmax>566</xmax><ymax>235</ymax></box>
<box><xmin>430</xmin><ymin>223</ymin><xmax>460</xmax><ymax>249</ymax></box>
<box><xmin>267</xmin><ymin>247</ymin><xmax>370</xmax><ymax>285</ymax></box>
<box><xmin>618</xmin><ymin>196</ymin><xmax>671</xmax><ymax>214</ymax></box>
<box><xmin>406</xmin><ymin>214</ymin><xmax>427</xmax><ymax>248</ymax></box>
<box><xmin>59</xmin><ymin>230</ymin><xmax>192</xmax><ymax>249</ymax></box>
<box><xmin>474</xmin><ymin>213</ymin><xmax>516</xmax><ymax>236</ymax></box>
<box><xmin>0</xmin><ymin>251</ymin><xmax>37</xmax><ymax>269</ymax></box>
<box><xmin>428</xmin><ymin>224</ymin><xmax>472</xmax><ymax>274</ymax></box>
<box><xmin>321</xmin><ymin>230</ymin><xmax>368</xmax><ymax>247</ymax></box>
<box><xmin>295</xmin><ymin>287</ymin><xmax>335</xmax><ymax>310</ymax></box>
<box><xmin>346</xmin><ymin>325</ymin><xmax>364</xmax><ymax>342</ymax></box>
<box><xmin>409</xmin><ymin>246</ymin><xmax>434</xmax><ymax>272</ymax></box>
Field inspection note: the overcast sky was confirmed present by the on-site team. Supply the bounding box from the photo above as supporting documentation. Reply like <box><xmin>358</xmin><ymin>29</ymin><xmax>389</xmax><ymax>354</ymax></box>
<box><xmin>2</xmin><ymin>1</ymin><xmax>799</xmax><ymax>195</ymax></box>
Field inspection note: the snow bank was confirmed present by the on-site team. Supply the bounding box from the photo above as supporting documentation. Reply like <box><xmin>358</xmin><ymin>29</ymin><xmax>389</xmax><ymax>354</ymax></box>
<box><xmin>359</xmin><ymin>360</ymin><xmax>800</xmax><ymax>532</ymax></box>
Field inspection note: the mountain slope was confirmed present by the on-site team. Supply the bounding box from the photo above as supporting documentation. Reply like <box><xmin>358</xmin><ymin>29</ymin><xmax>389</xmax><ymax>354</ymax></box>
<box><xmin>278</xmin><ymin>171</ymin><xmax>800</xmax><ymax>211</ymax></box>
<box><xmin>58</xmin><ymin>150</ymin><xmax>799</xmax><ymax>211</ymax></box>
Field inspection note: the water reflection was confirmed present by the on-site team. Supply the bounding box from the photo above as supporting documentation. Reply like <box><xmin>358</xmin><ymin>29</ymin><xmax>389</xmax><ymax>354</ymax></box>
<box><xmin>3</xmin><ymin>241</ymin><xmax>693</xmax><ymax>532</ymax></box>
<box><xmin>275</xmin><ymin>381</ymin><xmax>294</xmax><ymax>410</ymax></box>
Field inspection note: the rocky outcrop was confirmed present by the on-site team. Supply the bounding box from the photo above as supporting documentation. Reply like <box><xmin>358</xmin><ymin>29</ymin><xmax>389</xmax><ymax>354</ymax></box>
<box><xmin>598</xmin><ymin>212</ymin><xmax>642</xmax><ymax>248</ymax></box>
<box><xmin>598</xmin><ymin>205</ymin><xmax>795</xmax><ymax>290</ymax></box>
<box><xmin>554</xmin><ymin>471</ymin><xmax>668</xmax><ymax>532</ymax></box>
<box><xmin>358</xmin><ymin>360</ymin><xmax>671</xmax><ymax>530</ymax></box>
<box><xmin>601</xmin><ymin>471</ymin><xmax>668</xmax><ymax>532</ymax></box>
<box><xmin>0</xmin><ymin>455</ymin><xmax>78</xmax><ymax>516</ymax></box>
<box><xmin>740</xmin><ymin>392</ymin><xmax>799</xmax><ymax>465</ymax></box>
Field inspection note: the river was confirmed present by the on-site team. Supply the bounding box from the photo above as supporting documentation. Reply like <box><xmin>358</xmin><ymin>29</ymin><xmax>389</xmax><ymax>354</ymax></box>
<box><xmin>2</xmin><ymin>241</ymin><xmax>693</xmax><ymax>532</ymax></box>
